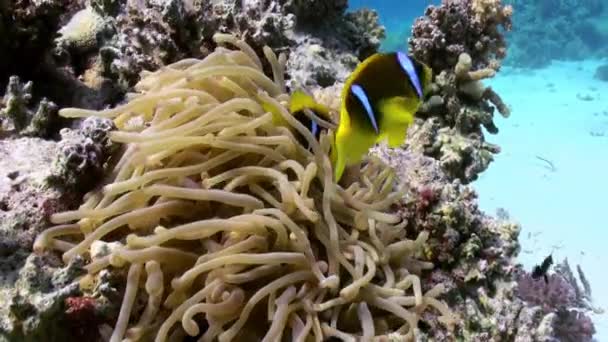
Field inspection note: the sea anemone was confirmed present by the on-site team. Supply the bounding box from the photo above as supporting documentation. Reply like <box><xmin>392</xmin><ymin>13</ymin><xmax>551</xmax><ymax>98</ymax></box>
<box><xmin>35</xmin><ymin>34</ymin><xmax>458</xmax><ymax>341</ymax></box>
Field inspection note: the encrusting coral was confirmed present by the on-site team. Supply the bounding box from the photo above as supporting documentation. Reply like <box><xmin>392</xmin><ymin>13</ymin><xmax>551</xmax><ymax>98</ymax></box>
<box><xmin>47</xmin><ymin>117</ymin><xmax>117</xmax><ymax>191</ymax></box>
<box><xmin>35</xmin><ymin>34</ymin><xmax>459</xmax><ymax>341</ymax></box>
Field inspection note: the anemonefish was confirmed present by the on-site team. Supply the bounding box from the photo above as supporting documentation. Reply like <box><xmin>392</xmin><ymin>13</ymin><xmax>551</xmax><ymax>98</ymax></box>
<box><xmin>263</xmin><ymin>89</ymin><xmax>334</xmax><ymax>149</ymax></box>
<box><xmin>263</xmin><ymin>51</ymin><xmax>432</xmax><ymax>182</ymax></box>
<box><xmin>331</xmin><ymin>51</ymin><xmax>432</xmax><ymax>181</ymax></box>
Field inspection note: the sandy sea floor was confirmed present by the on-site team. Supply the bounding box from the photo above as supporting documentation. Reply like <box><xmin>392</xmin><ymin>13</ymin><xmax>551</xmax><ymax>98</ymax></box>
<box><xmin>474</xmin><ymin>59</ymin><xmax>608</xmax><ymax>340</ymax></box>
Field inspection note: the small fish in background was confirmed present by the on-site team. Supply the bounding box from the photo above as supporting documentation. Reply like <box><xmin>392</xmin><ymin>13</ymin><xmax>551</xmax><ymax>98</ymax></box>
<box><xmin>531</xmin><ymin>254</ymin><xmax>553</xmax><ymax>284</ymax></box>
<box><xmin>331</xmin><ymin>51</ymin><xmax>433</xmax><ymax>181</ymax></box>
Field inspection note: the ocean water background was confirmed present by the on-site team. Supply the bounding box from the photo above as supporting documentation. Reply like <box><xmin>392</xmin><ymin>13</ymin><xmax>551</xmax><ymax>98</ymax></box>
<box><xmin>349</xmin><ymin>0</ymin><xmax>608</xmax><ymax>340</ymax></box>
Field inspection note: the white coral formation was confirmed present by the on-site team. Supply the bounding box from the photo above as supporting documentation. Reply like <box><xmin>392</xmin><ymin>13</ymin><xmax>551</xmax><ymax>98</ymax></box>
<box><xmin>57</xmin><ymin>8</ymin><xmax>106</xmax><ymax>51</ymax></box>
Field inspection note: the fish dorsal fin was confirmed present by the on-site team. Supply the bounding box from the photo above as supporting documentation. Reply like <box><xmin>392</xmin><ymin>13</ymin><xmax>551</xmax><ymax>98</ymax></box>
<box><xmin>350</xmin><ymin>84</ymin><xmax>379</xmax><ymax>134</ymax></box>
<box><xmin>396</xmin><ymin>52</ymin><xmax>423</xmax><ymax>99</ymax></box>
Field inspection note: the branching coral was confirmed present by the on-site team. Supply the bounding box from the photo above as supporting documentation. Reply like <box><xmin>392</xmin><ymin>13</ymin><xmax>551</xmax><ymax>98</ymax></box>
<box><xmin>0</xmin><ymin>76</ymin><xmax>58</xmax><ymax>137</ymax></box>
<box><xmin>35</xmin><ymin>34</ymin><xmax>458</xmax><ymax>341</ymax></box>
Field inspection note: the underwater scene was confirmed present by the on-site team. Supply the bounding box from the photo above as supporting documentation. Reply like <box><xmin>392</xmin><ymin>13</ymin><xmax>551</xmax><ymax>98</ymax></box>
<box><xmin>0</xmin><ymin>0</ymin><xmax>606</xmax><ymax>341</ymax></box>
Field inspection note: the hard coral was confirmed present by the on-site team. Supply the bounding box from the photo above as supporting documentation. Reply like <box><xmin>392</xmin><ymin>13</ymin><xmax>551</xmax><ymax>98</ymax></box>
<box><xmin>284</xmin><ymin>0</ymin><xmax>348</xmax><ymax>23</ymax></box>
<box><xmin>52</xmin><ymin>0</ymin><xmax>384</xmax><ymax>106</ymax></box>
<box><xmin>56</xmin><ymin>7</ymin><xmax>108</xmax><ymax>53</ymax></box>
<box><xmin>408</xmin><ymin>0</ymin><xmax>511</xmax><ymax>183</ymax></box>
<box><xmin>0</xmin><ymin>0</ymin><xmax>106</xmax><ymax>112</ymax></box>
<box><xmin>0</xmin><ymin>254</ymin><xmax>85</xmax><ymax>342</ymax></box>
<box><xmin>515</xmin><ymin>259</ymin><xmax>599</xmax><ymax>342</ymax></box>
<box><xmin>370</xmin><ymin>145</ymin><xmax>522</xmax><ymax>340</ymax></box>
<box><xmin>47</xmin><ymin>117</ymin><xmax>116</xmax><ymax>191</ymax></box>
<box><xmin>0</xmin><ymin>136</ymin><xmax>78</xmax><ymax>255</ymax></box>
<box><xmin>0</xmin><ymin>76</ymin><xmax>58</xmax><ymax>137</ymax></box>
<box><xmin>410</xmin><ymin>0</ymin><xmax>512</xmax><ymax>72</ymax></box>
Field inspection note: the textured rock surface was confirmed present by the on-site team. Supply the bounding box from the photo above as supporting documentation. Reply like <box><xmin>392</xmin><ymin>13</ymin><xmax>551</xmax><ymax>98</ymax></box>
<box><xmin>0</xmin><ymin>136</ymin><xmax>85</xmax><ymax>341</ymax></box>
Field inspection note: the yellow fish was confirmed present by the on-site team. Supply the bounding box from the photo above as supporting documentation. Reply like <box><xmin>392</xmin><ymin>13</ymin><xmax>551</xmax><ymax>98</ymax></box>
<box><xmin>331</xmin><ymin>52</ymin><xmax>433</xmax><ymax>181</ymax></box>
<box><xmin>263</xmin><ymin>89</ymin><xmax>334</xmax><ymax>148</ymax></box>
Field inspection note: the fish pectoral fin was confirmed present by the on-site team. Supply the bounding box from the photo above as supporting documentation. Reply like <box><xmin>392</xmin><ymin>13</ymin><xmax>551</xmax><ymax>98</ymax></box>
<box><xmin>377</xmin><ymin>96</ymin><xmax>418</xmax><ymax>147</ymax></box>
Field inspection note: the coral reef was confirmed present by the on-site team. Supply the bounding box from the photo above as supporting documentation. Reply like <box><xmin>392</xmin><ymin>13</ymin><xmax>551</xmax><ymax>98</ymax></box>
<box><xmin>408</xmin><ymin>0</ymin><xmax>512</xmax><ymax>183</ymax></box>
<box><xmin>0</xmin><ymin>0</ymin><xmax>384</xmax><ymax>127</ymax></box>
<box><xmin>50</xmin><ymin>0</ymin><xmax>385</xmax><ymax>103</ymax></box>
<box><xmin>36</xmin><ymin>35</ymin><xmax>458</xmax><ymax>341</ymax></box>
<box><xmin>0</xmin><ymin>76</ymin><xmax>58</xmax><ymax>137</ymax></box>
<box><xmin>371</xmin><ymin>146</ymin><xmax>600</xmax><ymax>341</ymax></box>
<box><xmin>0</xmin><ymin>136</ymin><xmax>86</xmax><ymax>340</ymax></box>
<box><xmin>410</xmin><ymin>0</ymin><xmax>512</xmax><ymax>72</ymax></box>
<box><xmin>0</xmin><ymin>0</ymin><xmax>119</xmax><ymax>112</ymax></box>
<box><xmin>0</xmin><ymin>0</ymin><xmax>599</xmax><ymax>341</ymax></box>
<box><xmin>371</xmin><ymin>146</ymin><xmax>524</xmax><ymax>340</ymax></box>
<box><xmin>515</xmin><ymin>259</ymin><xmax>600</xmax><ymax>342</ymax></box>
<box><xmin>506</xmin><ymin>0</ymin><xmax>608</xmax><ymax>68</ymax></box>
<box><xmin>47</xmin><ymin>117</ymin><xmax>117</xmax><ymax>191</ymax></box>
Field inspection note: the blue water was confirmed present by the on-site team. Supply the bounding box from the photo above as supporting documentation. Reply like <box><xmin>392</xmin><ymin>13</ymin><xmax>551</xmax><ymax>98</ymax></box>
<box><xmin>349</xmin><ymin>0</ymin><xmax>440</xmax><ymax>52</ymax></box>
<box><xmin>349</xmin><ymin>0</ymin><xmax>607</xmax><ymax>340</ymax></box>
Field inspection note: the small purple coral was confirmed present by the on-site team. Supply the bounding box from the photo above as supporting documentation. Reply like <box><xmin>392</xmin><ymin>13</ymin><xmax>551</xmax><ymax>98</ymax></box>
<box><xmin>516</xmin><ymin>272</ymin><xmax>577</xmax><ymax>312</ymax></box>
<box><xmin>515</xmin><ymin>260</ymin><xmax>598</xmax><ymax>342</ymax></box>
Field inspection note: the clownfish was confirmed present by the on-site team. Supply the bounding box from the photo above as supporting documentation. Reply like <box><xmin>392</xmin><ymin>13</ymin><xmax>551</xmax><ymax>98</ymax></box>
<box><xmin>263</xmin><ymin>89</ymin><xmax>334</xmax><ymax>149</ymax></box>
<box><xmin>331</xmin><ymin>51</ymin><xmax>432</xmax><ymax>181</ymax></box>
<box><xmin>263</xmin><ymin>51</ymin><xmax>432</xmax><ymax>182</ymax></box>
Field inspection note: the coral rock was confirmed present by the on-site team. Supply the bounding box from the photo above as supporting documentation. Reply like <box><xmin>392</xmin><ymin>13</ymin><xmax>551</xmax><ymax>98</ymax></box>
<box><xmin>48</xmin><ymin>117</ymin><xmax>116</xmax><ymax>191</ymax></box>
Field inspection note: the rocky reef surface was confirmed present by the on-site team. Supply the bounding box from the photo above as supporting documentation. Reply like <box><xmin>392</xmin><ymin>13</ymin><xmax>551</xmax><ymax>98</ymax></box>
<box><xmin>0</xmin><ymin>0</ymin><xmax>599</xmax><ymax>341</ymax></box>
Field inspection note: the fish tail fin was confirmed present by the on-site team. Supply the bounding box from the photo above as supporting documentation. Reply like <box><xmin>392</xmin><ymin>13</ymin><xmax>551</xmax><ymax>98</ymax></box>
<box><xmin>377</xmin><ymin>96</ymin><xmax>418</xmax><ymax>147</ymax></box>
<box><xmin>290</xmin><ymin>89</ymin><xmax>318</xmax><ymax>112</ymax></box>
<box><xmin>290</xmin><ymin>89</ymin><xmax>332</xmax><ymax>120</ymax></box>
<box><xmin>259</xmin><ymin>96</ymin><xmax>288</xmax><ymax>126</ymax></box>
